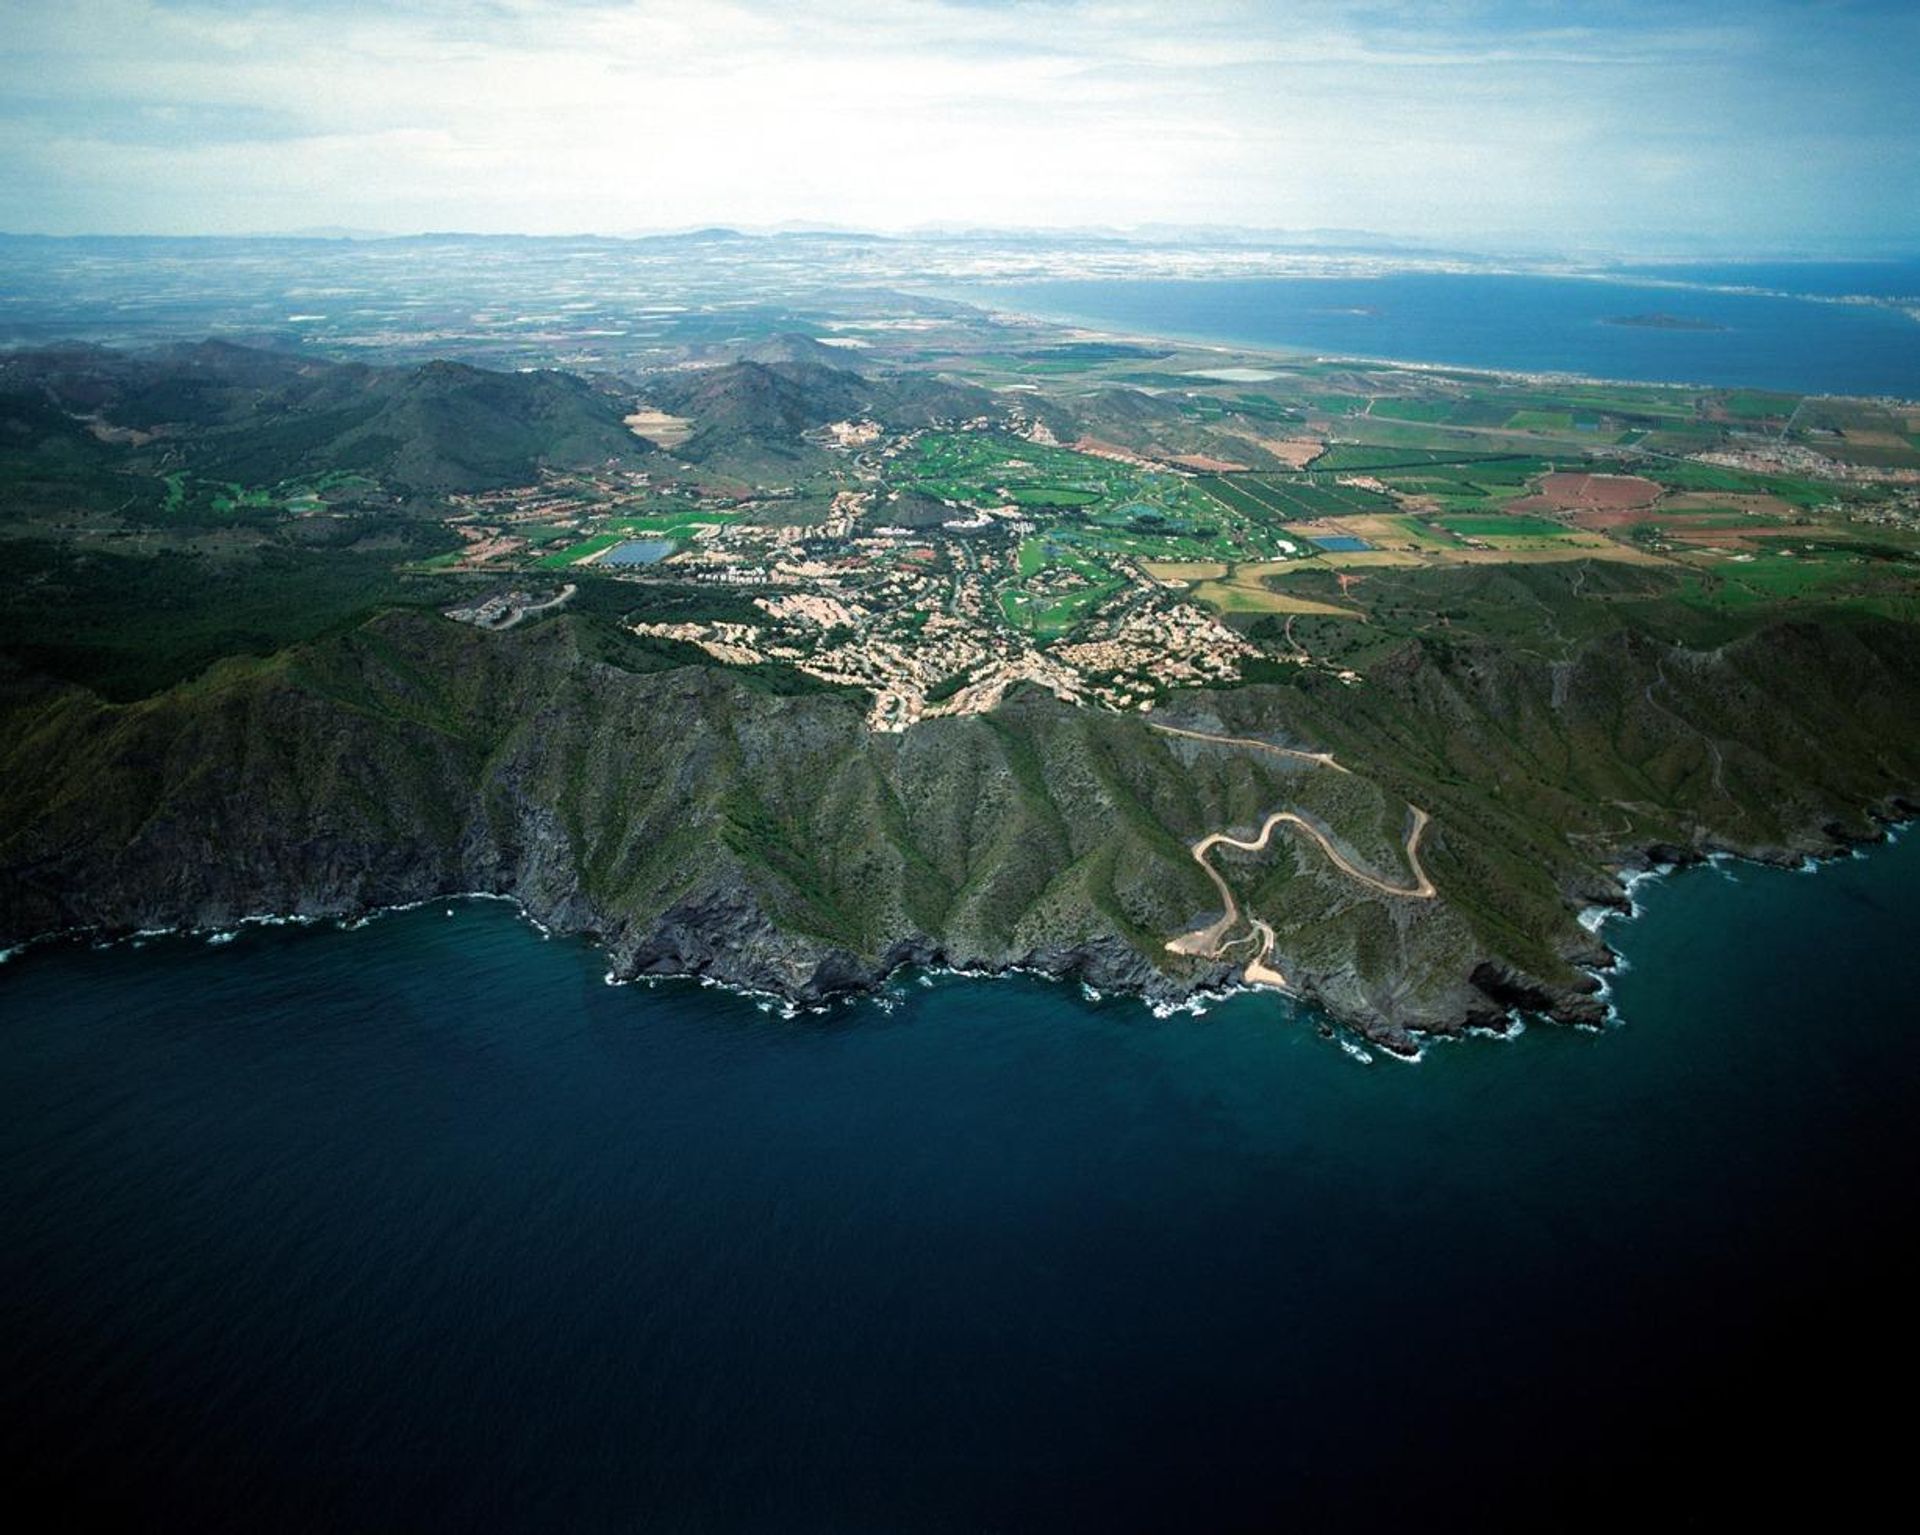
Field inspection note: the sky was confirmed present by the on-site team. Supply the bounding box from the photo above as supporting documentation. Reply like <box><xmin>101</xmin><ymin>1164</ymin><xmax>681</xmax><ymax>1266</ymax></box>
<box><xmin>2</xmin><ymin>0</ymin><xmax>1915</xmax><ymax>252</ymax></box>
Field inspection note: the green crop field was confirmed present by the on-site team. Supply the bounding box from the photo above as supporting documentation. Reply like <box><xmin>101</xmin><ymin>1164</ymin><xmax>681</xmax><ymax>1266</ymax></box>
<box><xmin>1438</xmin><ymin>514</ymin><xmax>1570</xmax><ymax>539</ymax></box>
<box><xmin>1386</xmin><ymin>477</ymin><xmax>1498</xmax><ymax>496</ymax></box>
<box><xmin>535</xmin><ymin>533</ymin><xmax>624</xmax><ymax>568</ymax></box>
<box><xmin>1555</xmin><ymin>386</ymin><xmax>1697</xmax><ymax>419</ymax></box>
<box><xmin>1379</xmin><ymin>516</ymin><xmax>1464</xmax><ymax>551</ymax></box>
<box><xmin>1311</xmin><ymin>446</ymin><xmax>1546</xmax><ymax>475</ymax></box>
<box><xmin>1195</xmin><ymin>477</ymin><xmax>1276</xmax><ymax>518</ymax></box>
<box><xmin>1198</xmin><ymin>474</ymin><xmax>1395</xmax><ymax>521</ymax></box>
<box><xmin>1302</xmin><ymin>393</ymin><xmax>1369</xmax><ymax>416</ymax></box>
<box><xmin>1644</xmin><ymin>461</ymin><xmax>1852</xmax><ymax>509</ymax></box>
<box><xmin>1369</xmin><ymin>400</ymin><xmax>1455</xmax><ymax>424</ymax></box>
<box><xmin>1261</xmin><ymin>479</ymin><xmax>1393</xmax><ymax>516</ymax></box>
<box><xmin>1438</xmin><ymin>401</ymin><xmax>1521</xmax><ymax>429</ymax></box>
<box><xmin>608</xmin><ymin>508</ymin><xmax>740</xmax><ymax>535</ymax></box>
<box><xmin>1433</xmin><ymin>457</ymin><xmax>1558</xmax><ymax>486</ymax></box>
<box><xmin>1371</xmin><ymin>398</ymin><xmax>1539</xmax><ymax>430</ymax></box>
<box><xmin>1722</xmin><ymin>390</ymin><xmax>1800</xmax><ymax>421</ymax></box>
<box><xmin>1338</xmin><ymin>418</ymin><xmax>1565</xmax><ymax>455</ymax></box>
<box><xmin>1638</xmin><ymin>429</ymin><xmax>1723</xmax><ymax>452</ymax></box>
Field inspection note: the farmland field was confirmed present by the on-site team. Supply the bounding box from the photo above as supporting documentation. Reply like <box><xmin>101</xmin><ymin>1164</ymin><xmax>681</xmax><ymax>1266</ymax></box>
<box><xmin>1522</xmin><ymin>472</ymin><xmax>1662</xmax><ymax>510</ymax></box>
<box><xmin>607</xmin><ymin>508</ymin><xmax>742</xmax><ymax>535</ymax></box>
<box><xmin>1139</xmin><ymin>560</ymin><xmax>1229</xmax><ymax>584</ymax></box>
<box><xmin>535</xmin><ymin>533</ymin><xmax>623</xmax><ymax>568</ymax></box>
<box><xmin>1197</xmin><ymin>474</ymin><xmax>1395</xmax><ymax>520</ymax></box>
<box><xmin>1176</xmin><ymin>561</ymin><xmax>1363</xmax><ymax>617</ymax></box>
<box><xmin>1438</xmin><ymin>514</ymin><xmax>1571</xmax><ymax>539</ymax></box>
<box><xmin>1344</xmin><ymin>515</ymin><xmax>1462</xmax><ymax>552</ymax></box>
<box><xmin>1721</xmin><ymin>390</ymin><xmax>1800</xmax><ymax>421</ymax></box>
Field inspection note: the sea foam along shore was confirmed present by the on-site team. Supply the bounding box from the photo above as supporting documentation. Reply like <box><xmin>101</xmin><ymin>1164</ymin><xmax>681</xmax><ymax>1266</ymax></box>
<box><xmin>13</xmin><ymin>819</ymin><xmax>1908</xmax><ymax>1058</ymax></box>
<box><xmin>1575</xmin><ymin>816</ymin><xmax>1915</xmax><ymax>1026</ymax></box>
<box><xmin>0</xmin><ymin>891</ymin><xmax>548</xmax><ymax>970</ymax></box>
<box><xmin>5</xmin><ymin>890</ymin><xmax>1434</xmax><ymax>1062</ymax></box>
<box><xmin>0</xmin><ymin>868</ymin><xmax>1675</xmax><ymax>1068</ymax></box>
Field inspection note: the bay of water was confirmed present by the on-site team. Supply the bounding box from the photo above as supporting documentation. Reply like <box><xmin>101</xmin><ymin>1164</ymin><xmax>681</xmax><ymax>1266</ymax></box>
<box><xmin>971</xmin><ymin>272</ymin><xmax>1920</xmax><ymax>396</ymax></box>
<box><xmin>4</xmin><ymin>837</ymin><xmax>1920</xmax><ymax>1530</ymax></box>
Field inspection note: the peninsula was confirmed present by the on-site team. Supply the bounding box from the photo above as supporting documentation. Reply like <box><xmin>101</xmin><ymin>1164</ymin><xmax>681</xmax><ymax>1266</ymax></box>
<box><xmin>5</xmin><ymin>272</ymin><xmax>1920</xmax><ymax>1055</ymax></box>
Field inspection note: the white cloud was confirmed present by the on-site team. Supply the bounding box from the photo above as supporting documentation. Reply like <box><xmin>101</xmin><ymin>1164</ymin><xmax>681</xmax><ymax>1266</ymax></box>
<box><xmin>0</xmin><ymin>0</ymin><xmax>1913</xmax><ymax>247</ymax></box>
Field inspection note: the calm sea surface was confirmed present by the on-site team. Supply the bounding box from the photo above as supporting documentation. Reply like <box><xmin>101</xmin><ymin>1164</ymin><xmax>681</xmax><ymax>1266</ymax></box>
<box><xmin>969</xmin><ymin>271</ymin><xmax>1920</xmax><ymax>396</ymax></box>
<box><xmin>4</xmin><ymin>836</ymin><xmax>1920</xmax><ymax>1530</ymax></box>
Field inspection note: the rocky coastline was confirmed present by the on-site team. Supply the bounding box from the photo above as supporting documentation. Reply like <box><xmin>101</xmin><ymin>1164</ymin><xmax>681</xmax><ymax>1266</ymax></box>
<box><xmin>7</xmin><ymin>611</ymin><xmax>1920</xmax><ymax>1055</ymax></box>
<box><xmin>7</xmin><ymin>786</ymin><xmax>1915</xmax><ymax>1059</ymax></box>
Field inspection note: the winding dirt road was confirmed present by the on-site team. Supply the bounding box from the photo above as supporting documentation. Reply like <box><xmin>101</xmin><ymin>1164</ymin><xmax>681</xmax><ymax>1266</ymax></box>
<box><xmin>1148</xmin><ymin>721</ymin><xmax>1349</xmax><ymax>775</ymax></box>
<box><xmin>1153</xmin><ymin>724</ymin><xmax>1436</xmax><ymax>989</ymax></box>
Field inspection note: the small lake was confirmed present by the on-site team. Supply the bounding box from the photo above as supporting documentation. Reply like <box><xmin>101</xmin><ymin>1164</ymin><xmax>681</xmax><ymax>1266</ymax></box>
<box><xmin>601</xmin><ymin>538</ymin><xmax>674</xmax><ymax>566</ymax></box>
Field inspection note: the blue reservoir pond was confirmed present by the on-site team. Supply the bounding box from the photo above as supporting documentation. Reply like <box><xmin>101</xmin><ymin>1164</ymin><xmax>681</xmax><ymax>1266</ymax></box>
<box><xmin>969</xmin><ymin>271</ymin><xmax>1920</xmax><ymax>396</ymax></box>
<box><xmin>4</xmin><ymin>836</ymin><xmax>1920</xmax><ymax>1529</ymax></box>
<box><xmin>599</xmin><ymin>538</ymin><xmax>675</xmax><ymax>567</ymax></box>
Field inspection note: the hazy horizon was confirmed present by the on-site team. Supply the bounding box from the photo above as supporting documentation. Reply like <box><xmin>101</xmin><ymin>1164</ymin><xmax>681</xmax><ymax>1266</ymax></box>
<box><xmin>3</xmin><ymin>224</ymin><xmax>1917</xmax><ymax>264</ymax></box>
<box><xmin>4</xmin><ymin>1</ymin><xmax>1916</xmax><ymax>254</ymax></box>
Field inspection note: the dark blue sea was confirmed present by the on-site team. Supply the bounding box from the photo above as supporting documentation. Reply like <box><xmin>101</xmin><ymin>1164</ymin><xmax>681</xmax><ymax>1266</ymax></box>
<box><xmin>5</xmin><ymin>836</ymin><xmax>1920</xmax><ymax>1531</ymax></box>
<box><xmin>971</xmin><ymin>271</ymin><xmax>1920</xmax><ymax>396</ymax></box>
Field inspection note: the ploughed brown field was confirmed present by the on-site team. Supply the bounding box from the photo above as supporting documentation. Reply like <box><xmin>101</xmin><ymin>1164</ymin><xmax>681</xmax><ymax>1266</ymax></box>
<box><xmin>1568</xmin><ymin>507</ymin><xmax>1661</xmax><ymax>529</ymax></box>
<box><xmin>1251</xmin><ymin>437</ymin><xmax>1325</xmax><ymax>469</ymax></box>
<box><xmin>1514</xmin><ymin>472</ymin><xmax>1664</xmax><ymax>513</ymax></box>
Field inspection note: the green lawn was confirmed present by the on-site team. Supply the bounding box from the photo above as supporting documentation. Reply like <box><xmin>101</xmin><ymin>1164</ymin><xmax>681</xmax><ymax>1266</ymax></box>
<box><xmin>1007</xmin><ymin>486</ymin><xmax>1101</xmax><ymax>507</ymax></box>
